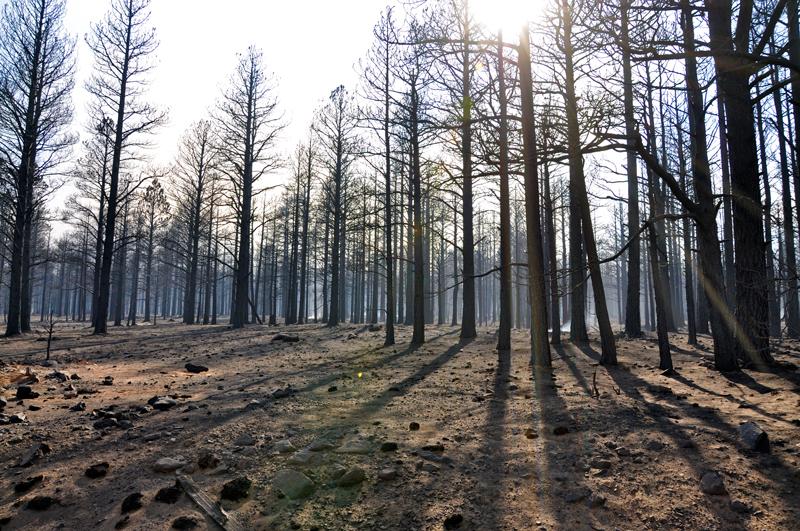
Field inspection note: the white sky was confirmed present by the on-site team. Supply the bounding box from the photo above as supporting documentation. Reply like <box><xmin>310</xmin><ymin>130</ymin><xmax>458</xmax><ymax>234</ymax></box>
<box><xmin>64</xmin><ymin>0</ymin><xmax>387</xmax><ymax>187</ymax></box>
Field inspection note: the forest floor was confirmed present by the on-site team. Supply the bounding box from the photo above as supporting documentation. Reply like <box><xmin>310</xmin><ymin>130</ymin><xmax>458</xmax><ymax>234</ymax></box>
<box><xmin>0</xmin><ymin>321</ymin><xmax>799</xmax><ymax>531</ymax></box>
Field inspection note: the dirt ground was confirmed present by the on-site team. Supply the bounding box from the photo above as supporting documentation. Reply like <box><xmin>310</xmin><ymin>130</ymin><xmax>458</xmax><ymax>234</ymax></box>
<box><xmin>0</xmin><ymin>321</ymin><xmax>798</xmax><ymax>531</ymax></box>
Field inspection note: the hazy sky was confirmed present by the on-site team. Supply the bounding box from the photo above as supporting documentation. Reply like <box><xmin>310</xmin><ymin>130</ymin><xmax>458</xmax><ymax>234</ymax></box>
<box><xmin>64</xmin><ymin>0</ymin><xmax>387</xmax><ymax>186</ymax></box>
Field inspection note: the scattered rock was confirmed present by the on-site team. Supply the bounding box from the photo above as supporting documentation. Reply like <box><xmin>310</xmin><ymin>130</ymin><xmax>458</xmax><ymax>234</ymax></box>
<box><xmin>699</xmin><ymin>471</ymin><xmax>727</xmax><ymax>495</ymax></box>
<box><xmin>336</xmin><ymin>467</ymin><xmax>366</xmax><ymax>487</ymax></box>
<box><xmin>272</xmin><ymin>333</ymin><xmax>300</xmax><ymax>343</ymax></box>
<box><xmin>26</xmin><ymin>495</ymin><xmax>59</xmax><ymax>511</ymax></box>
<box><xmin>270</xmin><ymin>385</ymin><xmax>296</xmax><ymax>399</ymax></box>
<box><xmin>233</xmin><ymin>433</ymin><xmax>256</xmax><ymax>447</ymax></box>
<box><xmin>102</xmin><ymin>376</ymin><xmax>114</xmax><ymax>386</ymax></box>
<box><xmin>243</xmin><ymin>399</ymin><xmax>262</xmax><ymax>410</ymax></box>
<box><xmin>85</xmin><ymin>462</ymin><xmax>110</xmax><ymax>479</ymax></box>
<box><xmin>273</xmin><ymin>439</ymin><xmax>296</xmax><ymax>453</ymax></box>
<box><xmin>335</xmin><ymin>436</ymin><xmax>373</xmax><ymax>455</ymax></box>
<box><xmin>273</xmin><ymin>469</ymin><xmax>314</xmax><ymax>499</ymax></box>
<box><xmin>172</xmin><ymin>516</ymin><xmax>199</xmax><ymax>529</ymax></box>
<box><xmin>380</xmin><ymin>441</ymin><xmax>398</xmax><ymax>452</ymax></box>
<box><xmin>307</xmin><ymin>438</ymin><xmax>334</xmax><ymax>452</ymax></box>
<box><xmin>155</xmin><ymin>482</ymin><xmax>182</xmax><ymax>503</ymax></box>
<box><xmin>417</xmin><ymin>462</ymin><xmax>440</xmax><ymax>473</ymax></box>
<box><xmin>422</xmin><ymin>443</ymin><xmax>444</xmax><ymax>452</ymax></box>
<box><xmin>327</xmin><ymin>385</ymin><xmax>337</xmax><ymax>392</ymax></box>
<box><xmin>185</xmin><ymin>363</ymin><xmax>209</xmax><ymax>374</ymax></box>
<box><xmin>220</xmin><ymin>477</ymin><xmax>251</xmax><ymax>501</ymax></box>
<box><xmin>1</xmin><ymin>412</ymin><xmax>26</xmax><ymax>424</ymax></box>
<box><xmin>27</xmin><ymin>404</ymin><xmax>41</xmax><ymax>411</ymax></box>
<box><xmin>46</xmin><ymin>371</ymin><xmax>69</xmax><ymax>382</ymax></box>
<box><xmin>70</xmin><ymin>402</ymin><xmax>86</xmax><ymax>412</ymax></box>
<box><xmin>377</xmin><ymin>468</ymin><xmax>397</xmax><ymax>481</ymax></box>
<box><xmin>144</xmin><ymin>432</ymin><xmax>162</xmax><ymax>442</ymax></box>
<box><xmin>14</xmin><ymin>475</ymin><xmax>44</xmax><ymax>494</ymax></box>
<box><xmin>587</xmin><ymin>492</ymin><xmax>606</xmax><ymax>508</ymax></box>
<box><xmin>730</xmin><ymin>500</ymin><xmax>750</xmax><ymax>514</ymax></box>
<box><xmin>150</xmin><ymin>396</ymin><xmax>178</xmax><ymax>411</ymax></box>
<box><xmin>93</xmin><ymin>417</ymin><xmax>119</xmax><ymax>429</ymax></box>
<box><xmin>444</xmin><ymin>514</ymin><xmax>464</xmax><ymax>529</ymax></box>
<box><xmin>152</xmin><ymin>457</ymin><xmax>187</xmax><ymax>473</ymax></box>
<box><xmin>738</xmin><ymin>421</ymin><xmax>770</xmax><ymax>453</ymax></box>
<box><xmin>553</xmin><ymin>426</ymin><xmax>569</xmax><ymax>436</ymax></box>
<box><xmin>524</xmin><ymin>428</ymin><xmax>538</xmax><ymax>439</ymax></box>
<box><xmin>16</xmin><ymin>386</ymin><xmax>39</xmax><ymax>400</ymax></box>
<box><xmin>589</xmin><ymin>458</ymin><xmax>612</xmax><ymax>470</ymax></box>
<box><xmin>121</xmin><ymin>492</ymin><xmax>144</xmax><ymax>513</ymax></box>
<box><xmin>197</xmin><ymin>450</ymin><xmax>220</xmax><ymax>469</ymax></box>
<box><xmin>288</xmin><ymin>449</ymin><xmax>321</xmax><ymax>466</ymax></box>
<box><xmin>17</xmin><ymin>443</ymin><xmax>50</xmax><ymax>467</ymax></box>
<box><xmin>329</xmin><ymin>464</ymin><xmax>347</xmax><ymax>480</ymax></box>
<box><xmin>409</xmin><ymin>421</ymin><xmax>420</xmax><ymax>431</ymax></box>
<box><xmin>0</xmin><ymin>396</ymin><xmax>6</xmax><ymax>409</ymax></box>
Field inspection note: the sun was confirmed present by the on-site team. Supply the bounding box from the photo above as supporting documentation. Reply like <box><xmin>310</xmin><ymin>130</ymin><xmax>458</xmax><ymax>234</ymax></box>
<box><xmin>471</xmin><ymin>0</ymin><xmax>546</xmax><ymax>35</ymax></box>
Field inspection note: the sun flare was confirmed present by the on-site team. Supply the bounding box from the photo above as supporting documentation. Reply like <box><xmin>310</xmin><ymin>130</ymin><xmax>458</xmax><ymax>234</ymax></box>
<box><xmin>471</xmin><ymin>0</ymin><xmax>546</xmax><ymax>35</ymax></box>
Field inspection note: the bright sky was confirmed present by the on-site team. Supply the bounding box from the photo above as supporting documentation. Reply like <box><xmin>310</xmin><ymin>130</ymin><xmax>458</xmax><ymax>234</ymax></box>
<box><xmin>64</xmin><ymin>0</ymin><xmax>387</xmax><ymax>185</ymax></box>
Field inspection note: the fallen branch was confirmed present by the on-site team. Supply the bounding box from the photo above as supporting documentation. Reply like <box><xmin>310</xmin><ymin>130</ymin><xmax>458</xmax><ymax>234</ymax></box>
<box><xmin>176</xmin><ymin>473</ymin><xmax>246</xmax><ymax>531</ymax></box>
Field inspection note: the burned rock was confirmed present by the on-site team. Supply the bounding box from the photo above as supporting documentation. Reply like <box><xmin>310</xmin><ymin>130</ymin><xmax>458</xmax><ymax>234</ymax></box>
<box><xmin>380</xmin><ymin>441</ymin><xmax>398</xmax><ymax>452</ymax></box>
<box><xmin>85</xmin><ymin>462</ymin><xmax>110</xmax><ymax>479</ymax></box>
<box><xmin>185</xmin><ymin>363</ymin><xmax>208</xmax><ymax>374</ymax></box>
<box><xmin>197</xmin><ymin>450</ymin><xmax>220</xmax><ymax>469</ymax></box>
<box><xmin>270</xmin><ymin>385</ymin><xmax>296</xmax><ymax>399</ymax></box>
<box><xmin>272</xmin><ymin>333</ymin><xmax>300</xmax><ymax>342</ymax></box>
<box><xmin>172</xmin><ymin>516</ymin><xmax>199</xmax><ymax>529</ymax></box>
<box><xmin>149</xmin><ymin>396</ymin><xmax>178</xmax><ymax>411</ymax></box>
<box><xmin>220</xmin><ymin>476</ymin><xmax>251</xmax><ymax>501</ymax></box>
<box><xmin>336</xmin><ymin>467</ymin><xmax>366</xmax><ymax>487</ymax></box>
<box><xmin>121</xmin><ymin>492</ymin><xmax>144</xmax><ymax>513</ymax></box>
<box><xmin>26</xmin><ymin>495</ymin><xmax>59</xmax><ymax>511</ymax></box>
<box><xmin>553</xmin><ymin>426</ymin><xmax>570</xmax><ymax>436</ymax></box>
<box><xmin>155</xmin><ymin>482</ymin><xmax>182</xmax><ymax>504</ymax></box>
<box><xmin>93</xmin><ymin>417</ymin><xmax>119</xmax><ymax>429</ymax></box>
<box><xmin>739</xmin><ymin>421</ymin><xmax>770</xmax><ymax>453</ymax></box>
<box><xmin>16</xmin><ymin>386</ymin><xmax>39</xmax><ymax>400</ymax></box>
<box><xmin>17</xmin><ymin>443</ymin><xmax>50</xmax><ymax>467</ymax></box>
<box><xmin>699</xmin><ymin>471</ymin><xmax>727</xmax><ymax>495</ymax></box>
<box><xmin>14</xmin><ymin>475</ymin><xmax>43</xmax><ymax>494</ymax></box>
<box><xmin>444</xmin><ymin>514</ymin><xmax>464</xmax><ymax>529</ymax></box>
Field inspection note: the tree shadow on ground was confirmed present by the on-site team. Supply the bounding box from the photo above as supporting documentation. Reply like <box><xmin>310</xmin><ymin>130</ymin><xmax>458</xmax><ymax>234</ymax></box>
<box><xmin>530</xmin><ymin>347</ymin><xmax>597</xmax><ymax>530</ymax></box>
<box><xmin>575</xmin><ymin>341</ymin><xmax>799</xmax><ymax>526</ymax></box>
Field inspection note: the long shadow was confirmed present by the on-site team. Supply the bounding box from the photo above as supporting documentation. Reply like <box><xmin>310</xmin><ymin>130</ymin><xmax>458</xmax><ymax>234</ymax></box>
<box><xmin>1</xmin><ymin>326</ymin><xmax>469</xmax><ymax>530</ymax></box>
<box><xmin>529</xmin><ymin>354</ymin><xmax>596</xmax><ymax>530</ymax></box>
<box><xmin>249</xmin><ymin>335</ymin><xmax>469</xmax><ymax>523</ymax></box>
<box><xmin>332</xmin><ymin>338</ymin><xmax>467</xmax><ymax>426</ymax></box>
<box><xmin>468</xmin><ymin>346</ymin><xmax>512</xmax><ymax>530</ymax></box>
<box><xmin>667</xmin><ymin>372</ymin><xmax>794</xmax><ymax>427</ymax></box>
<box><xmin>575</xmin><ymin>342</ymin><xmax>799</xmax><ymax>526</ymax></box>
<box><xmin>553</xmin><ymin>344</ymin><xmax>593</xmax><ymax>397</ymax></box>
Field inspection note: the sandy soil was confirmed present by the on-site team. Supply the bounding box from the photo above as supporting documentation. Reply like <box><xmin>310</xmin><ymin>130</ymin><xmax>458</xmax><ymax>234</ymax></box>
<box><xmin>0</xmin><ymin>321</ymin><xmax>798</xmax><ymax>531</ymax></box>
